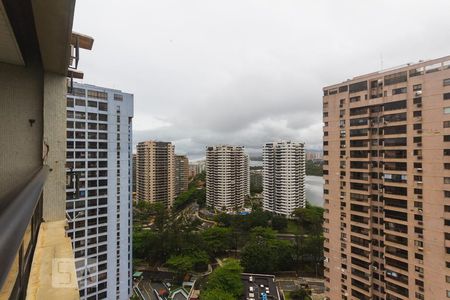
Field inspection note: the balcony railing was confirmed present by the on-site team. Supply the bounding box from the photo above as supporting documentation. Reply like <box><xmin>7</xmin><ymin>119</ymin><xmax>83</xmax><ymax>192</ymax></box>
<box><xmin>0</xmin><ymin>166</ymin><xmax>49</xmax><ymax>299</ymax></box>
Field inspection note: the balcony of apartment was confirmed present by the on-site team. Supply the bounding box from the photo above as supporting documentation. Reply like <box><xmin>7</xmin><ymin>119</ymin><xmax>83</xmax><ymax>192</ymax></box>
<box><xmin>385</xmin><ymin>280</ymin><xmax>410</xmax><ymax>300</ymax></box>
<box><xmin>0</xmin><ymin>1</ymin><xmax>93</xmax><ymax>299</ymax></box>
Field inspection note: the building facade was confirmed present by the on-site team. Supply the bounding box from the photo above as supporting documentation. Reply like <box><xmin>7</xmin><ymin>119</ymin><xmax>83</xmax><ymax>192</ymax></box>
<box><xmin>136</xmin><ymin>141</ymin><xmax>175</xmax><ymax>208</ymax></box>
<box><xmin>206</xmin><ymin>145</ymin><xmax>249</xmax><ymax>212</ymax></box>
<box><xmin>262</xmin><ymin>141</ymin><xmax>306</xmax><ymax>217</ymax></box>
<box><xmin>323</xmin><ymin>56</ymin><xmax>450</xmax><ymax>300</ymax></box>
<box><xmin>66</xmin><ymin>83</ymin><xmax>133</xmax><ymax>300</ymax></box>
<box><xmin>175</xmin><ymin>155</ymin><xmax>189</xmax><ymax>196</ymax></box>
<box><xmin>0</xmin><ymin>3</ymin><xmax>88</xmax><ymax>298</ymax></box>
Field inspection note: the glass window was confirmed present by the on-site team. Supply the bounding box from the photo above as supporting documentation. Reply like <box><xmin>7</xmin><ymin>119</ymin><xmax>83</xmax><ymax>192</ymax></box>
<box><xmin>384</xmin><ymin>71</ymin><xmax>407</xmax><ymax>85</ymax></box>
<box><xmin>75</xmin><ymin>99</ymin><xmax>86</xmax><ymax>106</ymax></box>
<box><xmin>392</xmin><ymin>87</ymin><xmax>407</xmax><ymax>95</ymax></box>
<box><xmin>87</xmin><ymin>90</ymin><xmax>108</xmax><ymax>100</ymax></box>
<box><xmin>349</xmin><ymin>81</ymin><xmax>368</xmax><ymax>93</ymax></box>
<box><xmin>444</xmin><ymin>78</ymin><xmax>450</xmax><ymax>86</ymax></box>
<box><xmin>444</xmin><ymin>107</ymin><xmax>450</xmax><ymax>114</ymax></box>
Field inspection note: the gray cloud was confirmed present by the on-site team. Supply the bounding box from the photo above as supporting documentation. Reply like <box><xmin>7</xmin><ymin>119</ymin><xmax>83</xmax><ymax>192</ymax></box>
<box><xmin>73</xmin><ymin>0</ymin><xmax>450</xmax><ymax>159</ymax></box>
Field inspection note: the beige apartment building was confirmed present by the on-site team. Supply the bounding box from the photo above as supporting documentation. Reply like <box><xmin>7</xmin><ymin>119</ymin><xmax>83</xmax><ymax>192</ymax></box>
<box><xmin>175</xmin><ymin>155</ymin><xmax>189</xmax><ymax>196</ymax></box>
<box><xmin>206</xmin><ymin>145</ymin><xmax>249</xmax><ymax>212</ymax></box>
<box><xmin>136</xmin><ymin>141</ymin><xmax>175</xmax><ymax>208</ymax></box>
<box><xmin>323</xmin><ymin>55</ymin><xmax>450</xmax><ymax>300</ymax></box>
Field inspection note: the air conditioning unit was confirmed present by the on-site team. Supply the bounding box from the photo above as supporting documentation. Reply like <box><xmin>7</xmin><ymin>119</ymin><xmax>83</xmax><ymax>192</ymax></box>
<box><xmin>418</xmin><ymin>246</ymin><xmax>424</xmax><ymax>251</ymax></box>
<box><xmin>416</xmin><ymin>103</ymin><xmax>422</xmax><ymax>108</ymax></box>
<box><xmin>417</xmin><ymin>130</ymin><xmax>423</xmax><ymax>134</ymax></box>
<box><xmin>417</xmin><ymin>143</ymin><xmax>422</xmax><ymax>147</ymax></box>
<box><xmin>415</xmin><ymin>91</ymin><xmax>423</xmax><ymax>96</ymax></box>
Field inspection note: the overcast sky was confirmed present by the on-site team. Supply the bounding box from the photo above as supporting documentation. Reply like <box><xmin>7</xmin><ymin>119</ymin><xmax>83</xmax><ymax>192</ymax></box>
<box><xmin>73</xmin><ymin>0</ymin><xmax>450</xmax><ymax>159</ymax></box>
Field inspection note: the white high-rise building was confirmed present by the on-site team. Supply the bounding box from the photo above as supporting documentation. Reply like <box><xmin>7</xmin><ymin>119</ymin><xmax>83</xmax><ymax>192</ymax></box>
<box><xmin>263</xmin><ymin>141</ymin><xmax>306</xmax><ymax>217</ymax></box>
<box><xmin>206</xmin><ymin>145</ymin><xmax>249</xmax><ymax>212</ymax></box>
<box><xmin>66</xmin><ymin>83</ymin><xmax>133</xmax><ymax>300</ymax></box>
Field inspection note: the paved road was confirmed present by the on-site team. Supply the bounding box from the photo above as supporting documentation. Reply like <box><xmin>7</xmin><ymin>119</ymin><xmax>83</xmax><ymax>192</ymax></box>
<box><xmin>138</xmin><ymin>280</ymin><xmax>156</xmax><ymax>300</ymax></box>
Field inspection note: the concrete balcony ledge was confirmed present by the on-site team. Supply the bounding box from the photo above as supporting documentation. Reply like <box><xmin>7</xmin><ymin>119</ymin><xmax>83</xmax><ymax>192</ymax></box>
<box><xmin>26</xmin><ymin>220</ymin><xmax>79</xmax><ymax>300</ymax></box>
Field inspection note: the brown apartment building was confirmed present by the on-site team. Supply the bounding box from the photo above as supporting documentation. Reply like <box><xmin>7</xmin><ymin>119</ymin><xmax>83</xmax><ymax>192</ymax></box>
<box><xmin>136</xmin><ymin>141</ymin><xmax>175</xmax><ymax>208</ymax></box>
<box><xmin>323</xmin><ymin>55</ymin><xmax>450</xmax><ymax>300</ymax></box>
<box><xmin>175</xmin><ymin>155</ymin><xmax>189</xmax><ymax>196</ymax></box>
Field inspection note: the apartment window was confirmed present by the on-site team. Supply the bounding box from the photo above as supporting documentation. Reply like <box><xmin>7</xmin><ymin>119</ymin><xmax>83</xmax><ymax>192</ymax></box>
<box><xmin>349</xmin><ymin>81</ymin><xmax>368</xmax><ymax>93</ymax></box>
<box><xmin>349</xmin><ymin>118</ymin><xmax>368</xmax><ymax>126</ymax></box>
<box><xmin>75</xmin><ymin>111</ymin><xmax>85</xmax><ymax>119</ymax></box>
<box><xmin>445</xmin><ymin>177</ymin><xmax>450</xmax><ymax>184</ymax></box>
<box><xmin>383</xmin><ymin>125</ymin><xmax>406</xmax><ymax>135</ymax></box>
<box><xmin>392</xmin><ymin>87</ymin><xmax>407</xmax><ymax>95</ymax></box>
<box><xmin>409</xmin><ymin>67</ymin><xmax>424</xmax><ymax>77</ymax></box>
<box><xmin>75</xmin><ymin>99</ymin><xmax>86</xmax><ymax>106</ymax></box>
<box><xmin>99</xmin><ymin>102</ymin><xmax>108</xmax><ymax>111</ymax></box>
<box><xmin>413</xmin><ymin>84</ymin><xmax>422</xmax><ymax>91</ymax></box>
<box><xmin>384</xmin><ymin>100</ymin><xmax>407</xmax><ymax>111</ymax></box>
<box><xmin>98</xmin><ymin>114</ymin><xmax>108</xmax><ymax>121</ymax></box>
<box><xmin>444</xmin><ymin>78</ymin><xmax>450</xmax><ymax>86</ymax></box>
<box><xmin>329</xmin><ymin>88</ymin><xmax>337</xmax><ymax>95</ymax></box>
<box><xmin>414</xmin><ymin>123</ymin><xmax>422</xmax><ymax>130</ymax></box>
<box><xmin>384</xmin><ymin>112</ymin><xmax>407</xmax><ymax>123</ymax></box>
<box><xmin>384</xmin><ymin>137</ymin><xmax>407</xmax><ymax>146</ymax></box>
<box><xmin>350</xmin><ymin>96</ymin><xmax>361</xmax><ymax>103</ymax></box>
<box><xmin>444</xmin><ymin>107</ymin><xmax>450</xmax><ymax>114</ymax></box>
<box><xmin>72</xmin><ymin>87</ymin><xmax>86</xmax><ymax>97</ymax></box>
<box><xmin>445</xmin><ymin>149</ymin><xmax>450</xmax><ymax>156</ymax></box>
<box><xmin>413</xmin><ymin>110</ymin><xmax>422</xmax><ymax>117</ymax></box>
<box><xmin>413</xmin><ymin>97</ymin><xmax>422</xmax><ymax>104</ymax></box>
<box><xmin>350</xmin><ymin>107</ymin><xmax>368</xmax><ymax>116</ymax></box>
<box><xmin>339</xmin><ymin>85</ymin><xmax>348</xmax><ymax>93</ymax></box>
<box><xmin>384</xmin><ymin>71</ymin><xmax>407</xmax><ymax>85</ymax></box>
<box><xmin>87</xmin><ymin>90</ymin><xmax>108</xmax><ymax>100</ymax></box>
<box><xmin>444</xmin><ymin>93</ymin><xmax>450</xmax><ymax>100</ymax></box>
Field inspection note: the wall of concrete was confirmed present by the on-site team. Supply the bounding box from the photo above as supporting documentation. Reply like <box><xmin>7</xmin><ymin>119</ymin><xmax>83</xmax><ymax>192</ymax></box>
<box><xmin>0</xmin><ymin>62</ymin><xmax>43</xmax><ymax>201</ymax></box>
<box><xmin>42</xmin><ymin>72</ymin><xmax>67</xmax><ymax>221</ymax></box>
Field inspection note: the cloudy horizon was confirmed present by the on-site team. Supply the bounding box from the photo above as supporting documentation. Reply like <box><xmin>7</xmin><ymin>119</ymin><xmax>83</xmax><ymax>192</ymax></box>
<box><xmin>73</xmin><ymin>0</ymin><xmax>450</xmax><ymax>160</ymax></box>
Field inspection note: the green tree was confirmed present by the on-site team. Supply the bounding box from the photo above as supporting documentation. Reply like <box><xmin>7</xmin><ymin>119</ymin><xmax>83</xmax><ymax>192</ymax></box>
<box><xmin>271</xmin><ymin>215</ymin><xmax>288</xmax><ymax>231</ymax></box>
<box><xmin>166</xmin><ymin>251</ymin><xmax>209</xmax><ymax>280</ymax></box>
<box><xmin>240</xmin><ymin>238</ymin><xmax>277</xmax><ymax>273</ymax></box>
<box><xmin>202</xmin><ymin>227</ymin><xmax>232</xmax><ymax>257</ymax></box>
<box><xmin>205</xmin><ymin>259</ymin><xmax>243</xmax><ymax>298</ymax></box>
<box><xmin>201</xmin><ymin>289</ymin><xmax>234</xmax><ymax>300</ymax></box>
<box><xmin>166</xmin><ymin>255</ymin><xmax>194</xmax><ymax>279</ymax></box>
<box><xmin>290</xmin><ymin>287</ymin><xmax>312</xmax><ymax>300</ymax></box>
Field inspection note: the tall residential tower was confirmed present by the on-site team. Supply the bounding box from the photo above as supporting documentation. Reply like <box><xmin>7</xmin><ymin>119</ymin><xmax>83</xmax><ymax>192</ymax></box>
<box><xmin>262</xmin><ymin>141</ymin><xmax>306</xmax><ymax>217</ymax></box>
<box><xmin>206</xmin><ymin>145</ymin><xmax>249</xmax><ymax>212</ymax></box>
<box><xmin>323</xmin><ymin>56</ymin><xmax>450</xmax><ymax>300</ymax></box>
<box><xmin>136</xmin><ymin>141</ymin><xmax>175</xmax><ymax>208</ymax></box>
<box><xmin>175</xmin><ymin>155</ymin><xmax>189</xmax><ymax>196</ymax></box>
<box><xmin>66</xmin><ymin>83</ymin><xmax>133</xmax><ymax>300</ymax></box>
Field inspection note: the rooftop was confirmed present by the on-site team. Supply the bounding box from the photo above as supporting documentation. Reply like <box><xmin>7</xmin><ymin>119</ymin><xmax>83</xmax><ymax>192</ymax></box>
<box><xmin>241</xmin><ymin>273</ymin><xmax>281</xmax><ymax>300</ymax></box>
